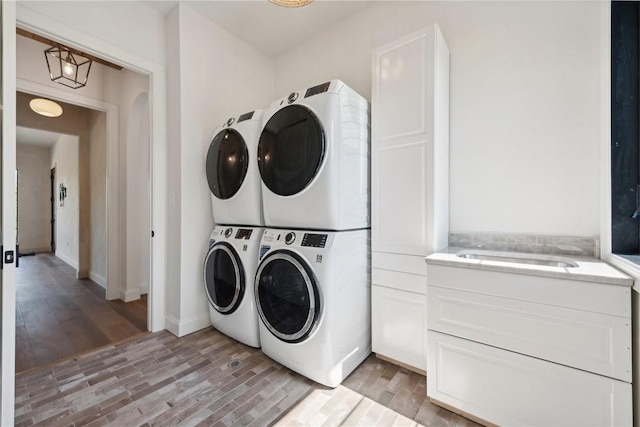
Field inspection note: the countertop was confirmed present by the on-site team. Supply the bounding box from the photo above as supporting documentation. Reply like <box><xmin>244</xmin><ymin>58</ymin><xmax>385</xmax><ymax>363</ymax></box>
<box><xmin>426</xmin><ymin>247</ymin><xmax>634</xmax><ymax>287</ymax></box>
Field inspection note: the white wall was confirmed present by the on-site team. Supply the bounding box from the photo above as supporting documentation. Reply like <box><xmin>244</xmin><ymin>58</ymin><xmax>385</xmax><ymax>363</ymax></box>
<box><xmin>16</xmin><ymin>144</ymin><xmax>51</xmax><ymax>252</ymax></box>
<box><xmin>102</xmin><ymin>67</ymin><xmax>150</xmax><ymax>300</ymax></box>
<box><xmin>18</xmin><ymin>1</ymin><xmax>166</xmax><ymax>66</ymax></box>
<box><xmin>275</xmin><ymin>1</ymin><xmax>603</xmax><ymax>238</ymax></box>
<box><xmin>89</xmin><ymin>110</ymin><xmax>107</xmax><ymax>287</ymax></box>
<box><xmin>126</xmin><ymin>91</ymin><xmax>151</xmax><ymax>295</ymax></box>
<box><xmin>50</xmin><ymin>134</ymin><xmax>79</xmax><ymax>269</ymax></box>
<box><xmin>165</xmin><ymin>3</ymin><xmax>276</xmax><ymax>335</ymax></box>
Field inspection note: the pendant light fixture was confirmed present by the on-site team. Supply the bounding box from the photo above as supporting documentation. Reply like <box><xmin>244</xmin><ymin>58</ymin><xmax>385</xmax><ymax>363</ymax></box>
<box><xmin>29</xmin><ymin>98</ymin><xmax>63</xmax><ymax>118</ymax></box>
<box><xmin>44</xmin><ymin>44</ymin><xmax>92</xmax><ymax>89</ymax></box>
<box><xmin>268</xmin><ymin>0</ymin><xmax>314</xmax><ymax>7</ymax></box>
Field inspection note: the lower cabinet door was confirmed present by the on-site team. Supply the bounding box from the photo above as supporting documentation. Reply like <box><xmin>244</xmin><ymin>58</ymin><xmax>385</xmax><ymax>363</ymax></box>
<box><xmin>372</xmin><ymin>285</ymin><xmax>426</xmax><ymax>371</ymax></box>
<box><xmin>427</xmin><ymin>331</ymin><xmax>632</xmax><ymax>427</ymax></box>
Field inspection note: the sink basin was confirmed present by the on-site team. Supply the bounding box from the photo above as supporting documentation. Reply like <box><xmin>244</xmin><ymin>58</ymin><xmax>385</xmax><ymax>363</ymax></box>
<box><xmin>455</xmin><ymin>250</ymin><xmax>579</xmax><ymax>268</ymax></box>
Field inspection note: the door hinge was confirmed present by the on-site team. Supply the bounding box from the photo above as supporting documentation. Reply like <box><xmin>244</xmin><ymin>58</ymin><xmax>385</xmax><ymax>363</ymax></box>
<box><xmin>151</xmin><ymin>230</ymin><xmax>155</xmax><ymax>238</ymax></box>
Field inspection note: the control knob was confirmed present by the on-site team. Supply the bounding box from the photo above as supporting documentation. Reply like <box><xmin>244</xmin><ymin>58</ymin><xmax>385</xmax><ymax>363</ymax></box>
<box><xmin>285</xmin><ymin>232</ymin><xmax>296</xmax><ymax>245</ymax></box>
<box><xmin>224</xmin><ymin>228</ymin><xmax>233</xmax><ymax>238</ymax></box>
<box><xmin>287</xmin><ymin>92</ymin><xmax>299</xmax><ymax>104</ymax></box>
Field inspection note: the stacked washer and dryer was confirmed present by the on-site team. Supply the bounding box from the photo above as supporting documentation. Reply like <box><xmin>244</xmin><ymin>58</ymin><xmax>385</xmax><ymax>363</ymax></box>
<box><xmin>203</xmin><ymin>110</ymin><xmax>265</xmax><ymax>348</ymax></box>
<box><xmin>254</xmin><ymin>80</ymin><xmax>372</xmax><ymax>388</ymax></box>
<box><xmin>204</xmin><ymin>80</ymin><xmax>371</xmax><ymax>388</ymax></box>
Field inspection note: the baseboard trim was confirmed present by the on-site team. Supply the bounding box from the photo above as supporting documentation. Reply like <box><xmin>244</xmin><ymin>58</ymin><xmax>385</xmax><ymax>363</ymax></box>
<box><xmin>55</xmin><ymin>252</ymin><xmax>78</xmax><ymax>270</ymax></box>
<box><xmin>19</xmin><ymin>247</ymin><xmax>49</xmax><ymax>254</ymax></box>
<box><xmin>89</xmin><ymin>271</ymin><xmax>107</xmax><ymax>288</ymax></box>
<box><xmin>165</xmin><ymin>313</ymin><xmax>211</xmax><ymax>338</ymax></box>
<box><xmin>119</xmin><ymin>287</ymin><xmax>141</xmax><ymax>303</ymax></box>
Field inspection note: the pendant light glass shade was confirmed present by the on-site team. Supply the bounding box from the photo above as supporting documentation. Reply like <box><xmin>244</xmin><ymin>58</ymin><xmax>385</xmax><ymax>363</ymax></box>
<box><xmin>29</xmin><ymin>98</ymin><xmax>63</xmax><ymax>118</ymax></box>
<box><xmin>44</xmin><ymin>45</ymin><xmax>92</xmax><ymax>89</ymax></box>
<box><xmin>269</xmin><ymin>0</ymin><xmax>314</xmax><ymax>7</ymax></box>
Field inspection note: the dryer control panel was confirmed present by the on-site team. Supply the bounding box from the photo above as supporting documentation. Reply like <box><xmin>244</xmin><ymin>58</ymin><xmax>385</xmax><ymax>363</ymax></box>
<box><xmin>301</xmin><ymin>233</ymin><xmax>328</xmax><ymax>248</ymax></box>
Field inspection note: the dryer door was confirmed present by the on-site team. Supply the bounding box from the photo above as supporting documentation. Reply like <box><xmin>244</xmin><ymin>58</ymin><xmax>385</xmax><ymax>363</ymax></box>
<box><xmin>206</xmin><ymin>128</ymin><xmax>249</xmax><ymax>200</ymax></box>
<box><xmin>255</xmin><ymin>250</ymin><xmax>320</xmax><ymax>343</ymax></box>
<box><xmin>203</xmin><ymin>242</ymin><xmax>245</xmax><ymax>314</ymax></box>
<box><xmin>258</xmin><ymin>105</ymin><xmax>325</xmax><ymax>196</ymax></box>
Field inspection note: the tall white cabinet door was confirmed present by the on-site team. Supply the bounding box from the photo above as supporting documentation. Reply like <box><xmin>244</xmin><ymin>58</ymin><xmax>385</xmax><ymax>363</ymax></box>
<box><xmin>372</xmin><ymin>26</ymin><xmax>449</xmax><ymax>257</ymax></box>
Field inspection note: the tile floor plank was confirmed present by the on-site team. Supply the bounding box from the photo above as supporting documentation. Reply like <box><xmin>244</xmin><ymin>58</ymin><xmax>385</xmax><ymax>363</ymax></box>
<box><xmin>16</xmin><ymin>329</ymin><xmax>481</xmax><ymax>427</ymax></box>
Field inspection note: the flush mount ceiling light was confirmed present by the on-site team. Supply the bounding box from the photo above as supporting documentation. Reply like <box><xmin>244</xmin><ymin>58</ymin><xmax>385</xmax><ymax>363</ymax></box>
<box><xmin>29</xmin><ymin>98</ymin><xmax>63</xmax><ymax>118</ymax></box>
<box><xmin>268</xmin><ymin>0</ymin><xmax>314</xmax><ymax>7</ymax></box>
<box><xmin>44</xmin><ymin>44</ymin><xmax>92</xmax><ymax>89</ymax></box>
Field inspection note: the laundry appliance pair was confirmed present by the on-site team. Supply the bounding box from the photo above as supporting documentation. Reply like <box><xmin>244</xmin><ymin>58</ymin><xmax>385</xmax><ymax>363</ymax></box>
<box><xmin>203</xmin><ymin>80</ymin><xmax>372</xmax><ymax>388</ymax></box>
<box><xmin>254</xmin><ymin>81</ymin><xmax>372</xmax><ymax>388</ymax></box>
<box><xmin>203</xmin><ymin>110</ymin><xmax>265</xmax><ymax>349</ymax></box>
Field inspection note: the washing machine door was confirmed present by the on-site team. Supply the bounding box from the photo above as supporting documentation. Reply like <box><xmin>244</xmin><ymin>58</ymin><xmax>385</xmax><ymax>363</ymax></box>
<box><xmin>206</xmin><ymin>128</ymin><xmax>249</xmax><ymax>200</ymax></box>
<box><xmin>203</xmin><ymin>242</ymin><xmax>245</xmax><ymax>314</ymax></box>
<box><xmin>257</xmin><ymin>105</ymin><xmax>325</xmax><ymax>196</ymax></box>
<box><xmin>255</xmin><ymin>250</ymin><xmax>320</xmax><ymax>343</ymax></box>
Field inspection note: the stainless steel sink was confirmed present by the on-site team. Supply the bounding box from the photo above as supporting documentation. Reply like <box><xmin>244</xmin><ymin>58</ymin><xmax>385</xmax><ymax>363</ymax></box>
<box><xmin>455</xmin><ymin>249</ymin><xmax>579</xmax><ymax>268</ymax></box>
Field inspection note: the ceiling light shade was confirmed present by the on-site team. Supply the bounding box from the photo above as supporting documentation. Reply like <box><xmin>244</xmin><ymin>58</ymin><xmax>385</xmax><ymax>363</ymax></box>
<box><xmin>269</xmin><ymin>0</ymin><xmax>314</xmax><ymax>7</ymax></box>
<box><xmin>44</xmin><ymin>44</ymin><xmax>92</xmax><ymax>89</ymax></box>
<box><xmin>29</xmin><ymin>98</ymin><xmax>63</xmax><ymax>118</ymax></box>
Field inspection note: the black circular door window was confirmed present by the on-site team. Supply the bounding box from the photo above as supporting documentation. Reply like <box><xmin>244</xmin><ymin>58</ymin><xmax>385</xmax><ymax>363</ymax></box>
<box><xmin>206</xmin><ymin>129</ymin><xmax>249</xmax><ymax>199</ymax></box>
<box><xmin>258</xmin><ymin>105</ymin><xmax>325</xmax><ymax>196</ymax></box>
<box><xmin>255</xmin><ymin>251</ymin><xmax>320</xmax><ymax>343</ymax></box>
<box><xmin>203</xmin><ymin>243</ymin><xmax>244</xmax><ymax>314</ymax></box>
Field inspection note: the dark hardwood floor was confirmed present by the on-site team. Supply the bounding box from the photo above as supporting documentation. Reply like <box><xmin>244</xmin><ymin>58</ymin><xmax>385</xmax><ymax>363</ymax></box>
<box><xmin>16</xmin><ymin>252</ymin><xmax>147</xmax><ymax>374</ymax></box>
<box><xmin>15</xmin><ymin>328</ymin><xmax>479</xmax><ymax>427</ymax></box>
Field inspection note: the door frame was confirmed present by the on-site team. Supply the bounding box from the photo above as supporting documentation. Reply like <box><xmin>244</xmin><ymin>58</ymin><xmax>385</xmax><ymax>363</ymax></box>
<box><xmin>50</xmin><ymin>166</ymin><xmax>55</xmax><ymax>252</ymax></box>
<box><xmin>1</xmin><ymin>1</ymin><xmax>17</xmax><ymax>424</ymax></box>
<box><xmin>16</xmin><ymin>6</ymin><xmax>167</xmax><ymax>333</ymax></box>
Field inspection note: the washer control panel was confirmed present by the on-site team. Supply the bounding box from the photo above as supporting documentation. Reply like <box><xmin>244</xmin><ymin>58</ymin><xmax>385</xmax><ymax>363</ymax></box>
<box><xmin>260</xmin><ymin>229</ymin><xmax>333</xmax><ymax>249</ymax></box>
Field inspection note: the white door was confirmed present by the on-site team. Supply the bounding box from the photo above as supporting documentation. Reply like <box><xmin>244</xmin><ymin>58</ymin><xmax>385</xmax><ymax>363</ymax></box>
<box><xmin>1</xmin><ymin>0</ymin><xmax>17</xmax><ymax>424</ymax></box>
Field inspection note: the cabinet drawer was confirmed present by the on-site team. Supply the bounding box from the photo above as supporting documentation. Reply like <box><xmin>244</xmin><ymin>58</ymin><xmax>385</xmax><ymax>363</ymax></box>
<box><xmin>427</xmin><ymin>331</ymin><xmax>632</xmax><ymax>427</ymax></box>
<box><xmin>427</xmin><ymin>264</ymin><xmax>631</xmax><ymax>317</ymax></box>
<box><xmin>372</xmin><ymin>285</ymin><xmax>426</xmax><ymax>371</ymax></box>
<box><xmin>428</xmin><ymin>286</ymin><xmax>632</xmax><ymax>382</ymax></box>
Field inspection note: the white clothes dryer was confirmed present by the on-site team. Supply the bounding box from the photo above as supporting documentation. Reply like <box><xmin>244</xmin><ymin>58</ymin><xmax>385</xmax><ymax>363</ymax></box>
<box><xmin>254</xmin><ymin>228</ymin><xmax>371</xmax><ymax>387</ymax></box>
<box><xmin>206</xmin><ymin>110</ymin><xmax>264</xmax><ymax>226</ymax></box>
<box><xmin>203</xmin><ymin>225</ymin><xmax>264</xmax><ymax>348</ymax></box>
<box><xmin>258</xmin><ymin>80</ymin><xmax>370</xmax><ymax>231</ymax></box>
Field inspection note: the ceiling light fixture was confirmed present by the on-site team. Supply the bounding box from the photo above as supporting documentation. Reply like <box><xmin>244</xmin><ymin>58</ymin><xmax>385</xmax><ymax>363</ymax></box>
<box><xmin>29</xmin><ymin>98</ymin><xmax>63</xmax><ymax>118</ymax></box>
<box><xmin>44</xmin><ymin>44</ymin><xmax>92</xmax><ymax>89</ymax></box>
<box><xmin>268</xmin><ymin>0</ymin><xmax>314</xmax><ymax>7</ymax></box>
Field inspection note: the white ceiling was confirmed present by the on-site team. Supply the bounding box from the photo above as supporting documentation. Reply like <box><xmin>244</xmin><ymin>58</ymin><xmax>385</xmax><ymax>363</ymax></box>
<box><xmin>142</xmin><ymin>0</ymin><xmax>371</xmax><ymax>56</ymax></box>
<box><xmin>17</xmin><ymin>126</ymin><xmax>62</xmax><ymax>148</ymax></box>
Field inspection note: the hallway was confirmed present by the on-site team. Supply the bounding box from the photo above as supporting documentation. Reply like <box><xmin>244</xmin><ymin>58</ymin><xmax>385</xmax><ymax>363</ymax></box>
<box><xmin>16</xmin><ymin>253</ymin><xmax>147</xmax><ymax>373</ymax></box>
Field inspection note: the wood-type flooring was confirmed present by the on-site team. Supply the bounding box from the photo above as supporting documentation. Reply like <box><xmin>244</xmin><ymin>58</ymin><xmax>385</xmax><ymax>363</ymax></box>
<box><xmin>16</xmin><ymin>253</ymin><xmax>147</xmax><ymax>373</ymax></box>
<box><xmin>15</xmin><ymin>328</ymin><xmax>481</xmax><ymax>427</ymax></box>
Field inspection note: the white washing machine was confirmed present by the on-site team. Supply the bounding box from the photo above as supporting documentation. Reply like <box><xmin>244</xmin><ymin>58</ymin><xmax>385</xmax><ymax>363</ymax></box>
<box><xmin>203</xmin><ymin>225</ymin><xmax>264</xmax><ymax>348</ymax></box>
<box><xmin>254</xmin><ymin>228</ymin><xmax>371</xmax><ymax>387</ymax></box>
<box><xmin>206</xmin><ymin>110</ymin><xmax>264</xmax><ymax>226</ymax></box>
<box><xmin>257</xmin><ymin>80</ymin><xmax>370</xmax><ymax>231</ymax></box>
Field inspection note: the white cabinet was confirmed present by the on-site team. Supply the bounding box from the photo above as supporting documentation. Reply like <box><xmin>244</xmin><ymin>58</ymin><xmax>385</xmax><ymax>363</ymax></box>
<box><xmin>371</xmin><ymin>25</ymin><xmax>449</xmax><ymax>371</ymax></box>
<box><xmin>372</xmin><ymin>284</ymin><xmax>426</xmax><ymax>371</ymax></box>
<box><xmin>426</xmin><ymin>261</ymin><xmax>633</xmax><ymax>426</ymax></box>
